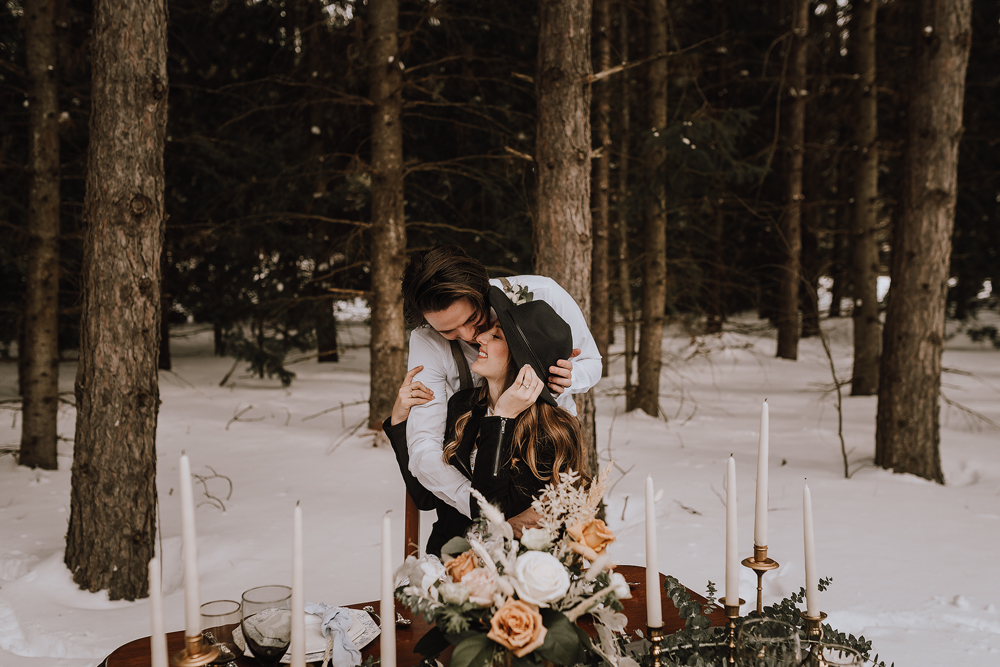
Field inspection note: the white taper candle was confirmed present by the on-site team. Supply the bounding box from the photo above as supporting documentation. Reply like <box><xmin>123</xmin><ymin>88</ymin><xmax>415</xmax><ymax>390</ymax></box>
<box><xmin>290</xmin><ymin>503</ymin><xmax>305</xmax><ymax>667</ymax></box>
<box><xmin>754</xmin><ymin>400</ymin><xmax>769</xmax><ymax>547</ymax></box>
<box><xmin>148</xmin><ymin>557</ymin><xmax>168</xmax><ymax>667</ymax></box>
<box><xmin>803</xmin><ymin>482</ymin><xmax>819</xmax><ymax>616</ymax></box>
<box><xmin>178</xmin><ymin>454</ymin><xmax>201</xmax><ymax>639</ymax></box>
<box><xmin>645</xmin><ymin>476</ymin><xmax>663</xmax><ymax>627</ymax></box>
<box><xmin>381</xmin><ymin>513</ymin><xmax>396</xmax><ymax>667</ymax></box>
<box><xmin>725</xmin><ymin>456</ymin><xmax>740</xmax><ymax>606</ymax></box>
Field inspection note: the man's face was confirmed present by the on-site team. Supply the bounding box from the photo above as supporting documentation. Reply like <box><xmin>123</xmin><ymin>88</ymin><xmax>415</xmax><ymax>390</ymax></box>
<box><xmin>423</xmin><ymin>298</ymin><xmax>487</xmax><ymax>342</ymax></box>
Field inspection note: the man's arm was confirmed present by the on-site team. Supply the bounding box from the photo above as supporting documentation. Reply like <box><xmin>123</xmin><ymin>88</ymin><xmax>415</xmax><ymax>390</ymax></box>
<box><xmin>404</xmin><ymin>328</ymin><xmax>475</xmax><ymax>517</ymax></box>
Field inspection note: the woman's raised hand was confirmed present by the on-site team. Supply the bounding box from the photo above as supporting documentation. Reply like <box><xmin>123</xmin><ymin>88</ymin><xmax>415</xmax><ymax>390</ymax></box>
<box><xmin>494</xmin><ymin>365</ymin><xmax>544</xmax><ymax>419</ymax></box>
<box><xmin>390</xmin><ymin>366</ymin><xmax>434</xmax><ymax>425</ymax></box>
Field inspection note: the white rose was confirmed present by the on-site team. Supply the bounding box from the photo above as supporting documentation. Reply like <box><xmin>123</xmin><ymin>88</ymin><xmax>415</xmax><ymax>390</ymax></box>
<box><xmin>609</xmin><ymin>572</ymin><xmax>632</xmax><ymax>600</ymax></box>
<box><xmin>438</xmin><ymin>582</ymin><xmax>470</xmax><ymax>605</ymax></box>
<box><xmin>511</xmin><ymin>551</ymin><xmax>570</xmax><ymax>607</ymax></box>
<box><xmin>418</xmin><ymin>559</ymin><xmax>447</xmax><ymax>600</ymax></box>
<box><xmin>520</xmin><ymin>528</ymin><xmax>554</xmax><ymax>551</ymax></box>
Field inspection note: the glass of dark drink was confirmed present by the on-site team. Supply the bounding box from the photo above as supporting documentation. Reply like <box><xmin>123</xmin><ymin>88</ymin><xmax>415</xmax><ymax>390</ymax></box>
<box><xmin>240</xmin><ymin>585</ymin><xmax>292</xmax><ymax>666</ymax></box>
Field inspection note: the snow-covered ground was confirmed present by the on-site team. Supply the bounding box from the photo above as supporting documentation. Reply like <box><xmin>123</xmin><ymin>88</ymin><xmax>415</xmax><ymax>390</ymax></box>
<box><xmin>1</xmin><ymin>314</ymin><xmax>999</xmax><ymax>667</ymax></box>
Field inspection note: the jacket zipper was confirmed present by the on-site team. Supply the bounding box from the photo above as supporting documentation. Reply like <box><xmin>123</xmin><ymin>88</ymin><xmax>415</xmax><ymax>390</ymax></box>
<box><xmin>493</xmin><ymin>417</ymin><xmax>507</xmax><ymax>478</ymax></box>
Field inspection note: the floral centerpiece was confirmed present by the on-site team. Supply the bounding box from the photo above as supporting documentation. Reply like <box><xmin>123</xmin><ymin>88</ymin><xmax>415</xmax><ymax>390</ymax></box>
<box><xmin>394</xmin><ymin>468</ymin><xmax>639</xmax><ymax>667</ymax></box>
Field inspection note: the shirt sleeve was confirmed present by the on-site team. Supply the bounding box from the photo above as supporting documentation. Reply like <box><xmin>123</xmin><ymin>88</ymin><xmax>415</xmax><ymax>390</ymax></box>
<box><xmin>529</xmin><ymin>277</ymin><xmax>603</xmax><ymax>403</ymax></box>
<box><xmin>404</xmin><ymin>328</ymin><xmax>475</xmax><ymax>517</ymax></box>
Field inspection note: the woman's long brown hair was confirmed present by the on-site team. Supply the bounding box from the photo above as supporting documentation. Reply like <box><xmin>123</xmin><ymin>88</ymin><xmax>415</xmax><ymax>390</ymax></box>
<box><xmin>443</xmin><ymin>356</ymin><xmax>588</xmax><ymax>485</ymax></box>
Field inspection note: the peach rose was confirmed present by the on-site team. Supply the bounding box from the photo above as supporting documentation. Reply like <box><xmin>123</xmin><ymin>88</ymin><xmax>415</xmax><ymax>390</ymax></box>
<box><xmin>444</xmin><ymin>549</ymin><xmax>478</xmax><ymax>583</ymax></box>
<box><xmin>567</xmin><ymin>518</ymin><xmax>616</xmax><ymax>561</ymax></box>
<box><xmin>487</xmin><ymin>599</ymin><xmax>548</xmax><ymax>658</ymax></box>
<box><xmin>461</xmin><ymin>567</ymin><xmax>497</xmax><ymax>607</ymax></box>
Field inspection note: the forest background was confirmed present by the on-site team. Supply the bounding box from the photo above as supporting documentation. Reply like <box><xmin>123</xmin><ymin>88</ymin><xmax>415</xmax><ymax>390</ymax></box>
<box><xmin>1</xmin><ymin>0</ymin><xmax>999</xmax><ymax>602</ymax></box>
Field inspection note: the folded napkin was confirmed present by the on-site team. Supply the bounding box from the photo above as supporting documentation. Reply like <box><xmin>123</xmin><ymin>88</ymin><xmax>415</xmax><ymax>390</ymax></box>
<box><xmin>305</xmin><ymin>602</ymin><xmax>361</xmax><ymax>667</ymax></box>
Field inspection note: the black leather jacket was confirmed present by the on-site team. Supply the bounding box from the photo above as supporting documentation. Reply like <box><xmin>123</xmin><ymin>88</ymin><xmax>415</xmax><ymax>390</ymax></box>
<box><xmin>384</xmin><ymin>388</ymin><xmax>553</xmax><ymax>556</ymax></box>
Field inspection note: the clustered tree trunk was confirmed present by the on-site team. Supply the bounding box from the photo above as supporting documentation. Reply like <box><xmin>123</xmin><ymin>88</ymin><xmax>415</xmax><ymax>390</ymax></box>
<box><xmin>65</xmin><ymin>0</ymin><xmax>168</xmax><ymax>601</ymax></box>
<box><xmin>19</xmin><ymin>0</ymin><xmax>61</xmax><ymax>471</ymax></box>
<box><xmin>615</xmin><ymin>2</ymin><xmax>636</xmax><ymax>410</ymax></box>
<box><xmin>634</xmin><ymin>0</ymin><xmax>668</xmax><ymax>417</ymax></box>
<box><xmin>876</xmin><ymin>0</ymin><xmax>973</xmax><ymax>483</ymax></box>
<box><xmin>775</xmin><ymin>0</ymin><xmax>809</xmax><ymax>361</ymax></box>
<box><xmin>534</xmin><ymin>0</ymin><xmax>597</xmax><ymax>476</ymax></box>
<box><xmin>590</xmin><ymin>0</ymin><xmax>611</xmax><ymax>378</ymax></box>
<box><xmin>850</xmin><ymin>0</ymin><xmax>881</xmax><ymax>396</ymax></box>
<box><xmin>366</xmin><ymin>0</ymin><xmax>407</xmax><ymax>430</ymax></box>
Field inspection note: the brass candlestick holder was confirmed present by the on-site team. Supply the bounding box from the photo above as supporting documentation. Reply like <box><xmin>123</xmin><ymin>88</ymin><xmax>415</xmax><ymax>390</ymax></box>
<box><xmin>647</xmin><ymin>624</ymin><xmax>666</xmax><ymax>667</ymax></box>
<box><xmin>741</xmin><ymin>544</ymin><xmax>779</xmax><ymax>614</ymax></box>
<box><xmin>800</xmin><ymin>610</ymin><xmax>828</xmax><ymax>667</ymax></box>
<box><xmin>171</xmin><ymin>633</ymin><xmax>220</xmax><ymax>667</ymax></box>
<box><xmin>724</xmin><ymin>598</ymin><xmax>744</xmax><ymax>667</ymax></box>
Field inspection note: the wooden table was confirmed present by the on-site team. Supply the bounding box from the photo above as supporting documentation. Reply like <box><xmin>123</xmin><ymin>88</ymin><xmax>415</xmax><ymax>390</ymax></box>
<box><xmin>102</xmin><ymin>566</ymin><xmax>726</xmax><ymax>667</ymax></box>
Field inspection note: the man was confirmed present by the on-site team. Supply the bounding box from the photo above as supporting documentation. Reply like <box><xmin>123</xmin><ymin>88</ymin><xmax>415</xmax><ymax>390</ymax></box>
<box><xmin>400</xmin><ymin>245</ymin><xmax>601</xmax><ymax>530</ymax></box>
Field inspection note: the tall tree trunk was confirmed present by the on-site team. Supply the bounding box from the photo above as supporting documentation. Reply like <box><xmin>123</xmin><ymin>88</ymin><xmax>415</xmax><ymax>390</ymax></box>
<box><xmin>158</xmin><ymin>246</ymin><xmax>171</xmax><ymax>371</ymax></box>
<box><xmin>591</xmin><ymin>0</ymin><xmax>611</xmax><ymax>378</ymax></box>
<box><xmin>828</xmin><ymin>153</ymin><xmax>851</xmax><ymax>318</ymax></box>
<box><xmin>776</xmin><ymin>0</ymin><xmax>809</xmax><ymax>360</ymax></box>
<box><xmin>634</xmin><ymin>0</ymin><xmax>668</xmax><ymax>417</ymax></box>
<box><xmin>705</xmin><ymin>205</ymin><xmax>725</xmax><ymax>334</ymax></box>
<box><xmin>65</xmin><ymin>0</ymin><xmax>167</xmax><ymax>600</ymax></box>
<box><xmin>850</xmin><ymin>0</ymin><xmax>881</xmax><ymax>396</ymax></box>
<box><xmin>876</xmin><ymin>0</ymin><xmax>972</xmax><ymax>483</ymax></box>
<box><xmin>20</xmin><ymin>0</ymin><xmax>61</xmax><ymax>470</ymax></box>
<box><xmin>615</xmin><ymin>1</ymin><xmax>636</xmax><ymax>411</ymax></box>
<box><xmin>304</xmin><ymin>1</ymin><xmax>339</xmax><ymax>364</ymax></box>
<box><xmin>535</xmin><ymin>0</ymin><xmax>596</xmax><ymax>476</ymax></box>
<box><xmin>367</xmin><ymin>0</ymin><xmax>407</xmax><ymax>430</ymax></box>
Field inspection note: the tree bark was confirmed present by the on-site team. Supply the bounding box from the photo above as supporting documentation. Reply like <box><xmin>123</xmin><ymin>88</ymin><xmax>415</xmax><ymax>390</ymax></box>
<box><xmin>634</xmin><ymin>0</ymin><xmax>668</xmax><ymax>417</ymax></box>
<box><xmin>367</xmin><ymin>0</ymin><xmax>407</xmax><ymax>430</ymax></box>
<box><xmin>850</xmin><ymin>0</ymin><xmax>881</xmax><ymax>396</ymax></box>
<box><xmin>20</xmin><ymin>0</ymin><xmax>61</xmax><ymax>470</ymax></box>
<box><xmin>535</xmin><ymin>0</ymin><xmax>596</xmax><ymax>476</ymax></box>
<box><xmin>828</xmin><ymin>153</ymin><xmax>852</xmax><ymax>318</ymax></box>
<box><xmin>776</xmin><ymin>0</ymin><xmax>809</xmax><ymax>360</ymax></box>
<box><xmin>876</xmin><ymin>0</ymin><xmax>972</xmax><ymax>483</ymax></box>
<box><xmin>616</xmin><ymin>2</ymin><xmax>636</xmax><ymax>411</ymax></box>
<box><xmin>158</xmin><ymin>247</ymin><xmax>171</xmax><ymax>371</ymax></box>
<box><xmin>65</xmin><ymin>0</ymin><xmax>168</xmax><ymax>600</ymax></box>
<box><xmin>590</xmin><ymin>0</ymin><xmax>611</xmax><ymax>378</ymax></box>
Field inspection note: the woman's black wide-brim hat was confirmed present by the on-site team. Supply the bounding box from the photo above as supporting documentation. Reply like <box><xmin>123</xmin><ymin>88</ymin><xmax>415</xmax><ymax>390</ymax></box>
<box><xmin>488</xmin><ymin>285</ymin><xmax>573</xmax><ymax>407</ymax></box>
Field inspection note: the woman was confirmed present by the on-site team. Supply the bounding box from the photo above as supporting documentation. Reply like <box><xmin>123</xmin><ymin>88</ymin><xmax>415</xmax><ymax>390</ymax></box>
<box><xmin>385</xmin><ymin>286</ymin><xmax>586</xmax><ymax>556</ymax></box>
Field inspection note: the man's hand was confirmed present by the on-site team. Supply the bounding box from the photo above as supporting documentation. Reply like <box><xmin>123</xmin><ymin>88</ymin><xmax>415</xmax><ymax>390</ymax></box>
<box><xmin>390</xmin><ymin>366</ymin><xmax>434</xmax><ymax>425</ymax></box>
<box><xmin>507</xmin><ymin>507</ymin><xmax>542</xmax><ymax>540</ymax></box>
<box><xmin>547</xmin><ymin>348</ymin><xmax>581</xmax><ymax>395</ymax></box>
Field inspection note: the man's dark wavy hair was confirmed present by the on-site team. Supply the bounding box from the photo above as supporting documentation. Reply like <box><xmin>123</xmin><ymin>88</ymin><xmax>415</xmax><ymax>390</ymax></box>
<box><xmin>401</xmin><ymin>245</ymin><xmax>490</xmax><ymax>328</ymax></box>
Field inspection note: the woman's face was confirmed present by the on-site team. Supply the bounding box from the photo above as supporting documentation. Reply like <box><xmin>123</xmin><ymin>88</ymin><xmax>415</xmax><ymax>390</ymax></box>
<box><xmin>471</xmin><ymin>322</ymin><xmax>510</xmax><ymax>381</ymax></box>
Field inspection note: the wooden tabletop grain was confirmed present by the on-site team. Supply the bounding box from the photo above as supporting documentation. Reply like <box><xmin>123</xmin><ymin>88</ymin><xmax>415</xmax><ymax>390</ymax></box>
<box><xmin>101</xmin><ymin>565</ymin><xmax>725</xmax><ymax>667</ymax></box>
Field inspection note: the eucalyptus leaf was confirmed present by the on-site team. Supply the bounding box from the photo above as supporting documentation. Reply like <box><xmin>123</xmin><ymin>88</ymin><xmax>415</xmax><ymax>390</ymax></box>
<box><xmin>442</xmin><ymin>537</ymin><xmax>473</xmax><ymax>556</ymax></box>
<box><xmin>450</xmin><ymin>633</ymin><xmax>495</xmax><ymax>667</ymax></box>
<box><xmin>536</xmin><ymin>610</ymin><xmax>584</xmax><ymax>666</ymax></box>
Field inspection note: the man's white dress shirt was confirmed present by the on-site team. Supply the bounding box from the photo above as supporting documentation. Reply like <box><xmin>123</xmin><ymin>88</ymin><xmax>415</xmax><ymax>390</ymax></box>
<box><xmin>404</xmin><ymin>275</ymin><xmax>601</xmax><ymax>517</ymax></box>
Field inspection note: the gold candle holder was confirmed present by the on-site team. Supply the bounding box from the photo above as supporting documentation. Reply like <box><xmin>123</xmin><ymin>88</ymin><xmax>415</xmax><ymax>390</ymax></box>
<box><xmin>647</xmin><ymin>624</ymin><xmax>666</xmax><ymax>667</ymax></box>
<box><xmin>170</xmin><ymin>634</ymin><xmax>220</xmax><ymax>667</ymax></box>
<box><xmin>741</xmin><ymin>544</ymin><xmax>779</xmax><ymax>615</ymax></box>
<box><xmin>724</xmin><ymin>598</ymin><xmax>744</xmax><ymax>667</ymax></box>
<box><xmin>800</xmin><ymin>611</ymin><xmax>828</xmax><ymax>667</ymax></box>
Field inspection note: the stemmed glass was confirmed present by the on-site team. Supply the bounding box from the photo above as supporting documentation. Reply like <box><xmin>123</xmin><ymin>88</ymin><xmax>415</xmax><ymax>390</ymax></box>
<box><xmin>240</xmin><ymin>585</ymin><xmax>292</xmax><ymax>667</ymax></box>
<box><xmin>737</xmin><ymin>618</ymin><xmax>802</xmax><ymax>667</ymax></box>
